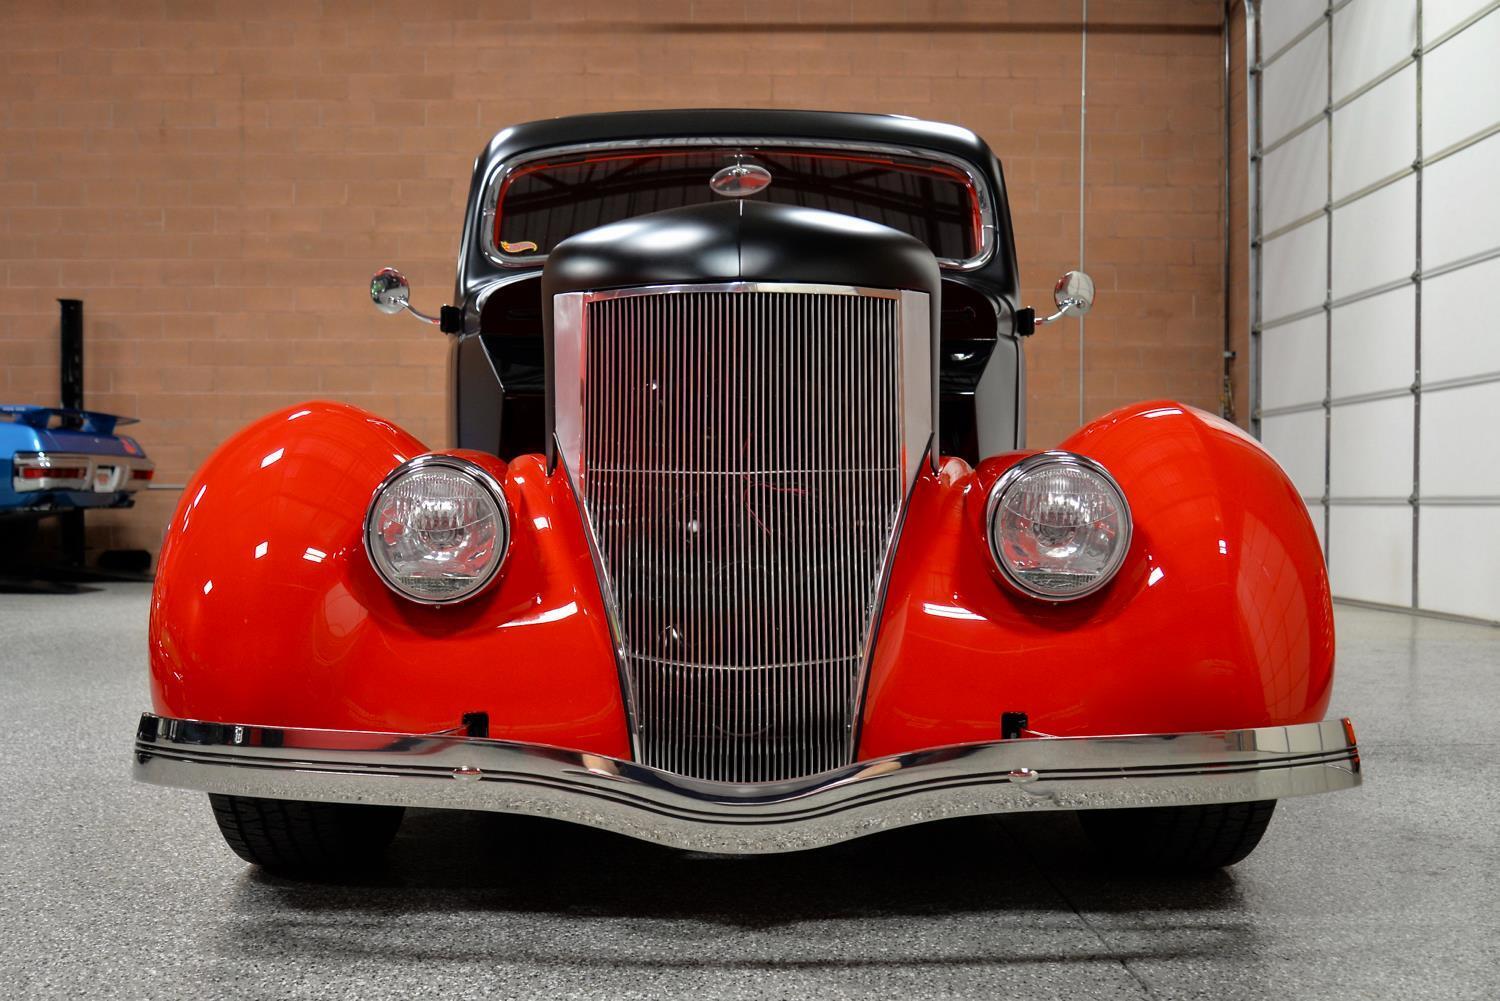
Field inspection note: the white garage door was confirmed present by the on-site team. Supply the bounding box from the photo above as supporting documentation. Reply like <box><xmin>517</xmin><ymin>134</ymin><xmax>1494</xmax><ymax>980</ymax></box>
<box><xmin>1251</xmin><ymin>0</ymin><xmax>1500</xmax><ymax>623</ymax></box>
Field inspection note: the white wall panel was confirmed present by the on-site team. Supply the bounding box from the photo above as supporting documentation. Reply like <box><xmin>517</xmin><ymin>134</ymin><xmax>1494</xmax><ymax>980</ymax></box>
<box><xmin>1329</xmin><ymin>397</ymin><xmax>1413</xmax><ymax>497</ymax></box>
<box><xmin>1329</xmin><ymin>286</ymin><xmax>1415</xmax><ymax>398</ymax></box>
<box><xmin>1423</xmin><ymin>8</ymin><xmax>1500</xmax><ymax>153</ymax></box>
<box><xmin>1332</xmin><ymin>66</ymin><xmax>1415</xmax><ymax>199</ymax></box>
<box><xmin>1419</xmin><ymin>382</ymin><xmax>1500</xmax><ymax>496</ymax></box>
<box><xmin>1424</xmin><ymin>0</ymin><xmax>1494</xmax><ymax>41</ymax></box>
<box><xmin>1264</xmin><ymin>121</ymin><xmax>1328</xmax><ymax>232</ymax></box>
<box><xmin>1423</xmin><ymin>133</ymin><xmax>1500</xmax><ymax>270</ymax></box>
<box><xmin>1261</xmin><ymin>410</ymin><xmax>1326</xmax><ymax>499</ymax></box>
<box><xmin>1260</xmin><ymin>314</ymin><xmax>1326</xmax><ymax>410</ymax></box>
<box><xmin>1331</xmin><ymin>175</ymin><xmax>1415</xmax><ymax>298</ymax></box>
<box><xmin>1262</xmin><ymin>220</ymin><xmax>1328</xmax><ymax>319</ymax></box>
<box><xmin>1421</xmin><ymin>256</ymin><xmax>1500</xmax><ymax>383</ymax></box>
<box><xmin>1263</xmin><ymin>23</ymin><xmax>1328</xmax><ymax>144</ymax></box>
<box><xmin>1329</xmin><ymin>506</ymin><xmax>1412</xmax><ymax>606</ymax></box>
<box><xmin>1332</xmin><ymin>0</ymin><xmax>1417</xmax><ymax>101</ymax></box>
<box><xmin>1256</xmin><ymin>0</ymin><xmax>1500</xmax><ymax>622</ymax></box>
<box><xmin>1262</xmin><ymin>0</ymin><xmax>1328</xmax><ymax>56</ymax></box>
<box><xmin>1418</xmin><ymin>508</ymin><xmax>1500</xmax><ymax>620</ymax></box>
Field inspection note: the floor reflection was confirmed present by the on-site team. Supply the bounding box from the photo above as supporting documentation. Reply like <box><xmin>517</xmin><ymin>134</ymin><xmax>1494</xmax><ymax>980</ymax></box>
<box><xmin>224</xmin><ymin>809</ymin><xmax>1255</xmax><ymax>972</ymax></box>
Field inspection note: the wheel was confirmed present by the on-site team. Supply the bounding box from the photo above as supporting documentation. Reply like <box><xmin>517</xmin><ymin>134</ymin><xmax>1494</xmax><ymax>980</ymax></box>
<box><xmin>1078</xmin><ymin>800</ymin><xmax>1277</xmax><ymax>872</ymax></box>
<box><xmin>208</xmin><ymin>794</ymin><xmax>404</xmax><ymax>875</ymax></box>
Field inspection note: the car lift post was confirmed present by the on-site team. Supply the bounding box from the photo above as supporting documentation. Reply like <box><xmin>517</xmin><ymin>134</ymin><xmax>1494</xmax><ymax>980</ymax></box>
<box><xmin>57</xmin><ymin>298</ymin><xmax>85</xmax><ymax>568</ymax></box>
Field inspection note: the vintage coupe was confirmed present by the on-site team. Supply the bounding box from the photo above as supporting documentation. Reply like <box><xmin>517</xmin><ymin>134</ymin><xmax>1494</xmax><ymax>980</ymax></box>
<box><xmin>2</xmin><ymin>405</ymin><xmax>153</xmax><ymax>518</ymax></box>
<box><xmin>134</xmin><ymin>110</ymin><xmax>1359</xmax><ymax>874</ymax></box>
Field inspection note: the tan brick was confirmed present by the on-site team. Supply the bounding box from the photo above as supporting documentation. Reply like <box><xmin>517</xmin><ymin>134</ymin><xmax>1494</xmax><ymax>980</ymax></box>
<box><xmin>0</xmin><ymin>2</ymin><xmax>1237</xmax><ymax>554</ymax></box>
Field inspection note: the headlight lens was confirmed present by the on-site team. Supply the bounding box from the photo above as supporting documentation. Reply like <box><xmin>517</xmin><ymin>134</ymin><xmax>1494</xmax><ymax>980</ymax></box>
<box><xmin>986</xmin><ymin>451</ymin><xmax>1131</xmax><ymax>601</ymax></box>
<box><xmin>364</xmin><ymin>456</ymin><xmax>510</xmax><ymax>604</ymax></box>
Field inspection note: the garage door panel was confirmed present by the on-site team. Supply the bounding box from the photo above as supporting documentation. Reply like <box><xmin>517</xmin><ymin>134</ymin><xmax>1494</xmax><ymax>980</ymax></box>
<box><xmin>1332</xmin><ymin>0</ymin><xmax>1416</xmax><ymax>103</ymax></box>
<box><xmin>1260</xmin><ymin>314</ymin><xmax>1326</xmax><ymax>411</ymax></box>
<box><xmin>1262</xmin><ymin>0</ymin><xmax>1329</xmax><ymax>57</ymax></box>
<box><xmin>1264</xmin><ymin>121</ymin><xmax>1328</xmax><ymax>233</ymax></box>
<box><xmin>1424</xmin><ymin>0</ymin><xmax>1497</xmax><ymax>50</ymax></box>
<box><xmin>1423</xmin><ymin>133</ymin><xmax>1500</xmax><ymax>271</ymax></box>
<box><xmin>1417</xmin><ymin>507</ymin><xmax>1500</xmax><ymax>621</ymax></box>
<box><xmin>1260</xmin><ymin>410</ymin><xmax>1326</xmax><ymax>500</ymax></box>
<box><xmin>1423</xmin><ymin>7</ymin><xmax>1500</xmax><ymax>153</ymax></box>
<box><xmin>1262</xmin><ymin>220</ymin><xmax>1328</xmax><ymax>320</ymax></box>
<box><xmin>1264</xmin><ymin>23</ymin><xmax>1329</xmax><ymax>145</ymax></box>
<box><xmin>1331</xmin><ymin>66</ymin><xmax>1415</xmax><ymax>200</ymax></box>
<box><xmin>1329</xmin><ymin>286</ymin><xmax>1414</xmax><ymax>399</ymax></box>
<box><xmin>1328</xmin><ymin>505</ymin><xmax>1413</xmax><ymax>606</ymax></box>
<box><xmin>1329</xmin><ymin>397</ymin><xmax>1413</xmax><ymax>498</ymax></box>
<box><xmin>1419</xmin><ymin>382</ymin><xmax>1500</xmax><ymax>497</ymax></box>
<box><xmin>1331</xmin><ymin>175</ymin><xmax>1415</xmax><ymax>299</ymax></box>
<box><xmin>1420</xmin><ymin>256</ymin><xmax>1500</xmax><ymax>384</ymax></box>
<box><xmin>1254</xmin><ymin>2</ymin><xmax>1499</xmax><ymax>622</ymax></box>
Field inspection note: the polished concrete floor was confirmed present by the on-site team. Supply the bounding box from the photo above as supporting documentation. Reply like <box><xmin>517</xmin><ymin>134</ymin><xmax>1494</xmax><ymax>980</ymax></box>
<box><xmin>0</xmin><ymin>583</ymin><xmax>1495</xmax><ymax>1000</ymax></box>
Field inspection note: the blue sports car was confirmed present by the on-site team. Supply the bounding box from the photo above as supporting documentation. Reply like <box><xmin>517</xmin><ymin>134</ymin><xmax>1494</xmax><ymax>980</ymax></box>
<box><xmin>1</xmin><ymin>405</ymin><xmax>154</xmax><ymax>515</ymax></box>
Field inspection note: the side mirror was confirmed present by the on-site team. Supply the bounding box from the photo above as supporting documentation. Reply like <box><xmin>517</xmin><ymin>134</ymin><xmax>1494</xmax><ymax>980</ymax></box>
<box><xmin>370</xmin><ymin>267</ymin><xmax>462</xmax><ymax>332</ymax></box>
<box><xmin>370</xmin><ymin>267</ymin><xmax>417</xmax><ymax>316</ymax></box>
<box><xmin>1052</xmin><ymin>270</ymin><xmax>1095</xmax><ymax>318</ymax></box>
<box><xmin>1017</xmin><ymin>270</ymin><xmax>1096</xmax><ymax>335</ymax></box>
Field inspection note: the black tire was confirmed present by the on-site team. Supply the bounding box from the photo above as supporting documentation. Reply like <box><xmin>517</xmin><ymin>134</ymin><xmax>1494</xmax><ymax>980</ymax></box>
<box><xmin>208</xmin><ymin>794</ymin><xmax>404</xmax><ymax>875</ymax></box>
<box><xmin>0</xmin><ymin>517</ymin><xmax>40</xmax><ymax>567</ymax></box>
<box><xmin>1078</xmin><ymin>800</ymin><xmax>1277</xmax><ymax>872</ymax></box>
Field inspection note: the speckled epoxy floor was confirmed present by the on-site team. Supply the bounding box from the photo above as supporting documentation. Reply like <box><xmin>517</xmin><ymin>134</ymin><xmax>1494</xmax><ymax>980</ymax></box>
<box><xmin>1</xmin><ymin>583</ymin><xmax>1496</xmax><ymax>1000</ymax></box>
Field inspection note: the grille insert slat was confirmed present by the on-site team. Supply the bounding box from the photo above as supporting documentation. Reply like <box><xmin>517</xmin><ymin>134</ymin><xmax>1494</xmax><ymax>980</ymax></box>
<box><xmin>579</xmin><ymin>289</ymin><xmax>906</xmax><ymax>783</ymax></box>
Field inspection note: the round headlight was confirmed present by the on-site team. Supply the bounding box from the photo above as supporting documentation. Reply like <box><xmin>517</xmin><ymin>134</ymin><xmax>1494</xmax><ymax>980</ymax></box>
<box><xmin>364</xmin><ymin>455</ymin><xmax>510</xmax><ymax>604</ymax></box>
<box><xmin>986</xmin><ymin>451</ymin><xmax>1131</xmax><ymax>601</ymax></box>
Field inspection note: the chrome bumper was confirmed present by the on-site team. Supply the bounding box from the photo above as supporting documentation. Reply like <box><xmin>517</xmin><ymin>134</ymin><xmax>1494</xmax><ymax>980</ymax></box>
<box><xmin>133</xmin><ymin>714</ymin><xmax>1361</xmax><ymax>854</ymax></box>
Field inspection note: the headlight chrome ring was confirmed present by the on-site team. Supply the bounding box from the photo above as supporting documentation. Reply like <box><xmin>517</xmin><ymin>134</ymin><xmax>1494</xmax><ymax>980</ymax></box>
<box><xmin>363</xmin><ymin>454</ymin><xmax>511</xmax><ymax>605</ymax></box>
<box><xmin>985</xmin><ymin>450</ymin><xmax>1132</xmax><ymax>602</ymax></box>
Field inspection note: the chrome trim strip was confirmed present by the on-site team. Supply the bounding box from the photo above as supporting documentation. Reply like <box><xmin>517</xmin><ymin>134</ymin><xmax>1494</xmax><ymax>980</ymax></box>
<box><xmin>478</xmin><ymin>136</ymin><xmax>997</xmax><ymax>273</ymax></box>
<box><xmin>133</xmin><ymin>713</ymin><xmax>1362</xmax><ymax>855</ymax></box>
<box><xmin>844</xmin><ymin>437</ymin><xmax>928</xmax><ymax>761</ymax></box>
<box><xmin>552</xmin><ymin>441</ymin><xmax>642</xmax><ymax>760</ymax></box>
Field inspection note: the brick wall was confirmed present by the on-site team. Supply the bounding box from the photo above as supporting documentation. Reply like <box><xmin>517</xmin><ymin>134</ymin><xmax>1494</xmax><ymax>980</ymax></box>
<box><xmin>0</xmin><ymin>0</ymin><xmax>1233</xmax><ymax>559</ymax></box>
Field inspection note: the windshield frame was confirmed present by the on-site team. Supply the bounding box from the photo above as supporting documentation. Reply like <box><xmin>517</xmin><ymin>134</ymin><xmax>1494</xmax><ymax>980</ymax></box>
<box><xmin>478</xmin><ymin>136</ymin><xmax>997</xmax><ymax>273</ymax></box>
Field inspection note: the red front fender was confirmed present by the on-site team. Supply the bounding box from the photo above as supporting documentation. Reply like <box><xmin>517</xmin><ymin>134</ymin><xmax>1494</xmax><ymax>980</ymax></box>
<box><xmin>148</xmin><ymin>401</ymin><xmax>631</xmax><ymax>757</ymax></box>
<box><xmin>855</xmin><ymin>401</ymin><xmax>1335</xmax><ymax>759</ymax></box>
<box><xmin>152</xmin><ymin>400</ymin><xmax>1332</xmax><ymax>767</ymax></box>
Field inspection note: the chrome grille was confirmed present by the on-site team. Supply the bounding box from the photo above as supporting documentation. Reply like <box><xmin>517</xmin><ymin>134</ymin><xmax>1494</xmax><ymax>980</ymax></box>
<box><xmin>575</xmin><ymin>287</ymin><xmax>909</xmax><ymax>783</ymax></box>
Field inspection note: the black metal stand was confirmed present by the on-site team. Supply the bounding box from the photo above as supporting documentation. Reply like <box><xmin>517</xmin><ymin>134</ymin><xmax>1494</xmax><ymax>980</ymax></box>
<box><xmin>57</xmin><ymin>298</ymin><xmax>87</xmax><ymax>569</ymax></box>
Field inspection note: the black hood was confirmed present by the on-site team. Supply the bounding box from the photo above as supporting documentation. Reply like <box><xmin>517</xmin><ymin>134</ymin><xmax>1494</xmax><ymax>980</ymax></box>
<box><xmin>541</xmin><ymin>200</ymin><xmax>941</xmax><ymax>300</ymax></box>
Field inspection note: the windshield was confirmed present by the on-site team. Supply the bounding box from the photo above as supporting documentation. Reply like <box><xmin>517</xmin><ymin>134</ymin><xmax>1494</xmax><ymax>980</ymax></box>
<box><xmin>491</xmin><ymin>146</ymin><xmax>984</xmax><ymax>265</ymax></box>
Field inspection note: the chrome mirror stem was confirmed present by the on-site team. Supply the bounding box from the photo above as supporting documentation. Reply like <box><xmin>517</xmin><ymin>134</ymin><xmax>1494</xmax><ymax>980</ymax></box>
<box><xmin>395</xmin><ymin>299</ymin><xmax>442</xmax><ymax>325</ymax></box>
<box><xmin>1034</xmin><ymin>299</ymin><xmax>1086</xmax><ymax>326</ymax></box>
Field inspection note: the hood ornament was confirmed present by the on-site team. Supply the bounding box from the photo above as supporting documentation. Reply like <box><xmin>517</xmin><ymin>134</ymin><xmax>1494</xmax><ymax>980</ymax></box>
<box><xmin>710</xmin><ymin>163</ymin><xmax>772</xmax><ymax>198</ymax></box>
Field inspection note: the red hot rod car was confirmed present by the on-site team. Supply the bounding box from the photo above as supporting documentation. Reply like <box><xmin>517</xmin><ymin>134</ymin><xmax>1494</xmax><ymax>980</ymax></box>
<box><xmin>133</xmin><ymin>110</ymin><xmax>1360</xmax><ymax>874</ymax></box>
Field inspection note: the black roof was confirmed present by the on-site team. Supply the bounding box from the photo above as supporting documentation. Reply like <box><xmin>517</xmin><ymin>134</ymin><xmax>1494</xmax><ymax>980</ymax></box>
<box><xmin>455</xmin><ymin>109</ymin><xmax>1019</xmax><ymax>302</ymax></box>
